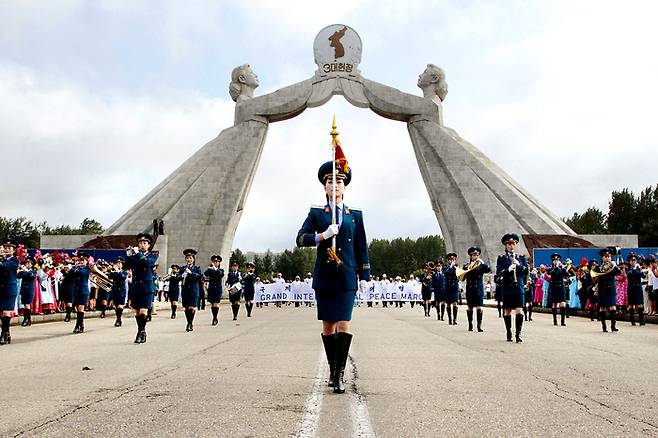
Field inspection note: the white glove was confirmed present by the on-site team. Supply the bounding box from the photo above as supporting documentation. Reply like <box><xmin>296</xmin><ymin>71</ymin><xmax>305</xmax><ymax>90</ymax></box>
<box><xmin>321</xmin><ymin>224</ymin><xmax>339</xmax><ymax>240</ymax></box>
<box><xmin>508</xmin><ymin>264</ymin><xmax>516</xmax><ymax>272</ymax></box>
<box><xmin>512</xmin><ymin>258</ymin><xmax>520</xmax><ymax>266</ymax></box>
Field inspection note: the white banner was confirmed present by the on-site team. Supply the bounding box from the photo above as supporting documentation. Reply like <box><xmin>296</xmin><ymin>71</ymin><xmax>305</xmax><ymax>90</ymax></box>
<box><xmin>253</xmin><ymin>280</ymin><xmax>428</xmax><ymax>303</ymax></box>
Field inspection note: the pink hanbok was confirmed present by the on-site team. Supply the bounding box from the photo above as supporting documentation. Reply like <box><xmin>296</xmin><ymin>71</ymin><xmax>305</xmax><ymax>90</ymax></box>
<box><xmin>533</xmin><ymin>276</ymin><xmax>545</xmax><ymax>303</ymax></box>
<box><xmin>616</xmin><ymin>272</ymin><xmax>628</xmax><ymax>306</ymax></box>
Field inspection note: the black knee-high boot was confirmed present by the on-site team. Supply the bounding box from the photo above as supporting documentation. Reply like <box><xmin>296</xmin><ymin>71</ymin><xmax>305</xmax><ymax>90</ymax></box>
<box><xmin>171</xmin><ymin>303</ymin><xmax>177</xmax><ymax>319</ymax></box>
<box><xmin>99</xmin><ymin>303</ymin><xmax>106</xmax><ymax>318</ymax></box>
<box><xmin>476</xmin><ymin>309</ymin><xmax>484</xmax><ymax>332</ymax></box>
<box><xmin>0</xmin><ymin>316</ymin><xmax>11</xmax><ymax>345</ymax></box>
<box><xmin>560</xmin><ymin>307</ymin><xmax>566</xmax><ymax>326</ymax></box>
<box><xmin>589</xmin><ymin>308</ymin><xmax>595</xmax><ymax>321</ymax></box>
<box><xmin>552</xmin><ymin>307</ymin><xmax>558</xmax><ymax>325</ymax></box>
<box><xmin>497</xmin><ymin>302</ymin><xmax>502</xmax><ymax>318</ymax></box>
<box><xmin>185</xmin><ymin>309</ymin><xmax>195</xmax><ymax>331</ymax></box>
<box><xmin>565</xmin><ymin>304</ymin><xmax>570</xmax><ymax>318</ymax></box>
<box><xmin>333</xmin><ymin>332</ymin><xmax>352</xmax><ymax>394</ymax></box>
<box><xmin>629</xmin><ymin>308</ymin><xmax>636</xmax><ymax>326</ymax></box>
<box><xmin>146</xmin><ymin>308</ymin><xmax>152</xmax><ymax>322</ymax></box>
<box><xmin>503</xmin><ymin>315</ymin><xmax>512</xmax><ymax>342</ymax></box>
<box><xmin>639</xmin><ymin>309</ymin><xmax>645</xmax><ymax>326</ymax></box>
<box><xmin>22</xmin><ymin>308</ymin><xmax>31</xmax><ymax>326</ymax></box>
<box><xmin>599</xmin><ymin>311</ymin><xmax>607</xmax><ymax>332</ymax></box>
<box><xmin>211</xmin><ymin>307</ymin><xmax>219</xmax><ymax>325</ymax></box>
<box><xmin>73</xmin><ymin>312</ymin><xmax>84</xmax><ymax>333</ymax></box>
<box><xmin>321</xmin><ymin>333</ymin><xmax>337</xmax><ymax>387</ymax></box>
<box><xmin>64</xmin><ymin>305</ymin><xmax>72</xmax><ymax>322</ymax></box>
<box><xmin>114</xmin><ymin>307</ymin><xmax>123</xmax><ymax>327</ymax></box>
<box><xmin>452</xmin><ymin>306</ymin><xmax>458</xmax><ymax>325</ymax></box>
<box><xmin>610</xmin><ymin>311</ymin><xmax>618</xmax><ymax>332</ymax></box>
<box><xmin>231</xmin><ymin>303</ymin><xmax>239</xmax><ymax>320</ymax></box>
<box><xmin>528</xmin><ymin>304</ymin><xmax>533</xmax><ymax>321</ymax></box>
<box><xmin>515</xmin><ymin>314</ymin><xmax>524</xmax><ymax>343</ymax></box>
<box><xmin>440</xmin><ymin>303</ymin><xmax>445</xmax><ymax>321</ymax></box>
<box><xmin>447</xmin><ymin>306</ymin><xmax>453</xmax><ymax>325</ymax></box>
<box><xmin>523</xmin><ymin>306</ymin><xmax>528</xmax><ymax>321</ymax></box>
<box><xmin>466</xmin><ymin>309</ymin><xmax>473</xmax><ymax>331</ymax></box>
<box><xmin>134</xmin><ymin>314</ymin><xmax>147</xmax><ymax>343</ymax></box>
<box><xmin>246</xmin><ymin>303</ymin><xmax>253</xmax><ymax>317</ymax></box>
<box><xmin>436</xmin><ymin>303</ymin><xmax>441</xmax><ymax>320</ymax></box>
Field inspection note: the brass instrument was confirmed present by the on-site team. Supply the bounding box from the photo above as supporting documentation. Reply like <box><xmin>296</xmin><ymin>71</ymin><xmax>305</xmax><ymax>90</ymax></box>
<box><xmin>90</xmin><ymin>264</ymin><xmax>113</xmax><ymax>290</ymax></box>
<box><xmin>590</xmin><ymin>261</ymin><xmax>614</xmax><ymax>282</ymax></box>
<box><xmin>456</xmin><ymin>260</ymin><xmax>482</xmax><ymax>281</ymax></box>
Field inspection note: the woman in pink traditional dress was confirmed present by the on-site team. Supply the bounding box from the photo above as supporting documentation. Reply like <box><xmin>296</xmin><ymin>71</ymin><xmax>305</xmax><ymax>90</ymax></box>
<box><xmin>533</xmin><ymin>265</ymin><xmax>547</xmax><ymax>305</ymax></box>
<box><xmin>616</xmin><ymin>262</ymin><xmax>628</xmax><ymax>308</ymax></box>
<box><xmin>35</xmin><ymin>260</ymin><xmax>57</xmax><ymax>314</ymax></box>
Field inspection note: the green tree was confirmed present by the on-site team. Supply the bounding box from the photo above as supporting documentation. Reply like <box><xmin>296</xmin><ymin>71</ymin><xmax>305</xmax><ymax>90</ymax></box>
<box><xmin>230</xmin><ymin>248</ymin><xmax>248</xmax><ymax>269</ymax></box>
<box><xmin>0</xmin><ymin>217</ymin><xmax>41</xmax><ymax>248</ymax></box>
<box><xmin>564</xmin><ymin>207</ymin><xmax>606</xmax><ymax>234</ymax></box>
<box><xmin>634</xmin><ymin>186</ymin><xmax>658</xmax><ymax>246</ymax></box>
<box><xmin>606</xmin><ymin>189</ymin><xmax>636</xmax><ymax>234</ymax></box>
<box><xmin>262</xmin><ymin>250</ymin><xmax>274</xmax><ymax>280</ymax></box>
<box><xmin>79</xmin><ymin>217</ymin><xmax>104</xmax><ymax>234</ymax></box>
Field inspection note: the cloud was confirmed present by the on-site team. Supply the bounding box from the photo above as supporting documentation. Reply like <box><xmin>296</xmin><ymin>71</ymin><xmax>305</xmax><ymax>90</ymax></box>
<box><xmin>0</xmin><ymin>62</ymin><xmax>234</xmax><ymax>227</ymax></box>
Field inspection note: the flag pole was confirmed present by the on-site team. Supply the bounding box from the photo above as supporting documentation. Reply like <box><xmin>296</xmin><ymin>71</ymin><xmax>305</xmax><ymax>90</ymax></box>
<box><xmin>330</xmin><ymin>114</ymin><xmax>338</xmax><ymax>252</ymax></box>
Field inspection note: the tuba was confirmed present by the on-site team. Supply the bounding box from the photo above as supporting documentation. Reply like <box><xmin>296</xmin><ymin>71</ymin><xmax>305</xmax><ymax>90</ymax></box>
<box><xmin>90</xmin><ymin>264</ymin><xmax>113</xmax><ymax>291</ymax></box>
<box><xmin>457</xmin><ymin>260</ymin><xmax>481</xmax><ymax>281</ymax></box>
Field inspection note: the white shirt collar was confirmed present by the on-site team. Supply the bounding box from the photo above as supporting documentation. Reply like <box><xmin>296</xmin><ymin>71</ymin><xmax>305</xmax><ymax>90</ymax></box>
<box><xmin>328</xmin><ymin>201</ymin><xmax>344</xmax><ymax>211</ymax></box>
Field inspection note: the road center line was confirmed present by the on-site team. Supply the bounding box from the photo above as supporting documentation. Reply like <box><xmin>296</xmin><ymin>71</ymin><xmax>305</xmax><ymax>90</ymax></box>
<box><xmin>348</xmin><ymin>353</ymin><xmax>376</xmax><ymax>438</ymax></box>
<box><xmin>296</xmin><ymin>349</ymin><xmax>327</xmax><ymax>438</ymax></box>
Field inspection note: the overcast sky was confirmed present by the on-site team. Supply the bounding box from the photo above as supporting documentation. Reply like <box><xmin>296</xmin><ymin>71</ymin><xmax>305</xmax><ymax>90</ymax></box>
<box><xmin>1</xmin><ymin>1</ymin><xmax>656</xmax><ymax>252</ymax></box>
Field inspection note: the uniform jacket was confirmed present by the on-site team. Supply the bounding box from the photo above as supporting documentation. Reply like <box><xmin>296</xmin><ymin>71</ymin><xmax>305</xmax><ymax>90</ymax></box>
<box><xmin>243</xmin><ymin>272</ymin><xmax>257</xmax><ymax>294</ymax></box>
<box><xmin>495</xmin><ymin>253</ymin><xmax>529</xmax><ymax>295</ymax></box>
<box><xmin>464</xmin><ymin>262</ymin><xmax>491</xmax><ymax>297</ymax></box>
<box><xmin>443</xmin><ymin>265</ymin><xmax>459</xmax><ymax>294</ymax></box>
<box><xmin>596</xmin><ymin>263</ymin><xmax>621</xmax><ymax>296</ymax></box>
<box><xmin>226</xmin><ymin>271</ymin><xmax>242</xmax><ymax>287</ymax></box>
<box><xmin>297</xmin><ymin>204</ymin><xmax>370</xmax><ymax>292</ymax></box>
<box><xmin>72</xmin><ymin>265</ymin><xmax>91</xmax><ymax>295</ymax></box>
<box><xmin>60</xmin><ymin>269</ymin><xmax>75</xmax><ymax>296</ymax></box>
<box><xmin>17</xmin><ymin>269</ymin><xmax>37</xmax><ymax>296</ymax></box>
<box><xmin>108</xmin><ymin>270</ymin><xmax>128</xmax><ymax>293</ymax></box>
<box><xmin>419</xmin><ymin>274</ymin><xmax>433</xmax><ymax>295</ymax></box>
<box><xmin>204</xmin><ymin>267</ymin><xmax>225</xmax><ymax>291</ymax></box>
<box><xmin>432</xmin><ymin>270</ymin><xmax>445</xmax><ymax>296</ymax></box>
<box><xmin>0</xmin><ymin>256</ymin><xmax>19</xmax><ymax>291</ymax></box>
<box><xmin>547</xmin><ymin>266</ymin><xmax>569</xmax><ymax>293</ymax></box>
<box><xmin>626</xmin><ymin>266</ymin><xmax>646</xmax><ymax>294</ymax></box>
<box><xmin>124</xmin><ymin>251</ymin><xmax>158</xmax><ymax>295</ymax></box>
<box><xmin>178</xmin><ymin>264</ymin><xmax>203</xmax><ymax>294</ymax></box>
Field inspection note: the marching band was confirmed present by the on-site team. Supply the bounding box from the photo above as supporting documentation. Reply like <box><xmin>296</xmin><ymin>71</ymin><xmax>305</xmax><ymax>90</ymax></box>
<box><xmin>1</xmin><ymin>231</ymin><xmax>657</xmax><ymax>350</ymax></box>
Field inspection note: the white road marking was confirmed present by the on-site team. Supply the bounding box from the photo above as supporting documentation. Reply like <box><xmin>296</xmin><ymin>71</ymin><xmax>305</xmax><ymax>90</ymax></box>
<box><xmin>347</xmin><ymin>354</ymin><xmax>376</xmax><ymax>438</ymax></box>
<box><xmin>296</xmin><ymin>350</ymin><xmax>327</xmax><ymax>438</ymax></box>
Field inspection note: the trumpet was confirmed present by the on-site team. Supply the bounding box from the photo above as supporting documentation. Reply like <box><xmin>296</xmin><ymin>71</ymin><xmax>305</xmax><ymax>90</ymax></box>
<box><xmin>456</xmin><ymin>259</ymin><xmax>481</xmax><ymax>281</ymax></box>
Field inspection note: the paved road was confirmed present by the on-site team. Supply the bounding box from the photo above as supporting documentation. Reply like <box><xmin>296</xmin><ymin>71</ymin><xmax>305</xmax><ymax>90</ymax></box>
<box><xmin>2</xmin><ymin>304</ymin><xmax>657</xmax><ymax>437</ymax></box>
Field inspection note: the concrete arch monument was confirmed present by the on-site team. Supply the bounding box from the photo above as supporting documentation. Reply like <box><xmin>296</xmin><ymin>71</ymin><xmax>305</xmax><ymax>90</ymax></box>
<box><xmin>104</xmin><ymin>24</ymin><xmax>575</xmax><ymax>265</ymax></box>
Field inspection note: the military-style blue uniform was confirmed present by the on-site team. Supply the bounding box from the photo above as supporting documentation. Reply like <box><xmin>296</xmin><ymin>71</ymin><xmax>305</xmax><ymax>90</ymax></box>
<box><xmin>596</xmin><ymin>264</ymin><xmax>621</xmax><ymax>308</ymax></box>
<box><xmin>495</xmin><ymin>253</ymin><xmax>529</xmax><ymax>309</ymax></box>
<box><xmin>432</xmin><ymin>269</ymin><xmax>445</xmax><ymax>302</ymax></box>
<box><xmin>17</xmin><ymin>269</ymin><xmax>36</xmax><ymax>305</ymax></box>
<box><xmin>547</xmin><ymin>265</ymin><xmax>569</xmax><ymax>304</ymax></box>
<box><xmin>0</xmin><ymin>256</ymin><xmax>19</xmax><ymax>311</ymax></box>
<box><xmin>108</xmin><ymin>270</ymin><xmax>128</xmax><ymax>306</ymax></box>
<box><xmin>626</xmin><ymin>265</ymin><xmax>646</xmax><ymax>306</ymax></box>
<box><xmin>443</xmin><ymin>265</ymin><xmax>459</xmax><ymax>303</ymax></box>
<box><xmin>168</xmin><ymin>274</ymin><xmax>181</xmax><ymax>302</ymax></box>
<box><xmin>419</xmin><ymin>274</ymin><xmax>433</xmax><ymax>301</ymax></box>
<box><xmin>124</xmin><ymin>251</ymin><xmax>158</xmax><ymax>309</ymax></box>
<box><xmin>72</xmin><ymin>265</ymin><xmax>91</xmax><ymax>307</ymax></box>
<box><xmin>59</xmin><ymin>268</ymin><xmax>75</xmax><ymax>303</ymax></box>
<box><xmin>204</xmin><ymin>267</ymin><xmax>225</xmax><ymax>304</ymax></box>
<box><xmin>179</xmin><ymin>264</ymin><xmax>203</xmax><ymax>308</ymax></box>
<box><xmin>297</xmin><ymin>203</ymin><xmax>370</xmax><ymax>321</ymax></box>
<box><xmin>242</xmin><ymin>272</ymin><xmax>257</xmax><ymax>301</ymax></box>
<box><xmin>464</xmin><ymin>262</ymin><xmax>491</xmax><ymax>308</ymax></box>
<box><xmin>226</xmin><ymin>271</ymin><xmax>242</xmax><ymax>303</ymax></box>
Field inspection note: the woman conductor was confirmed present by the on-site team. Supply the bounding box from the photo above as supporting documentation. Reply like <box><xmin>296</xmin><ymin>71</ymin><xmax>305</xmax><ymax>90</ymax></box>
<box><xmin>296</xmin><ymin>160</ymin><xmax>370</xmax><ymax>394</ymax></box>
